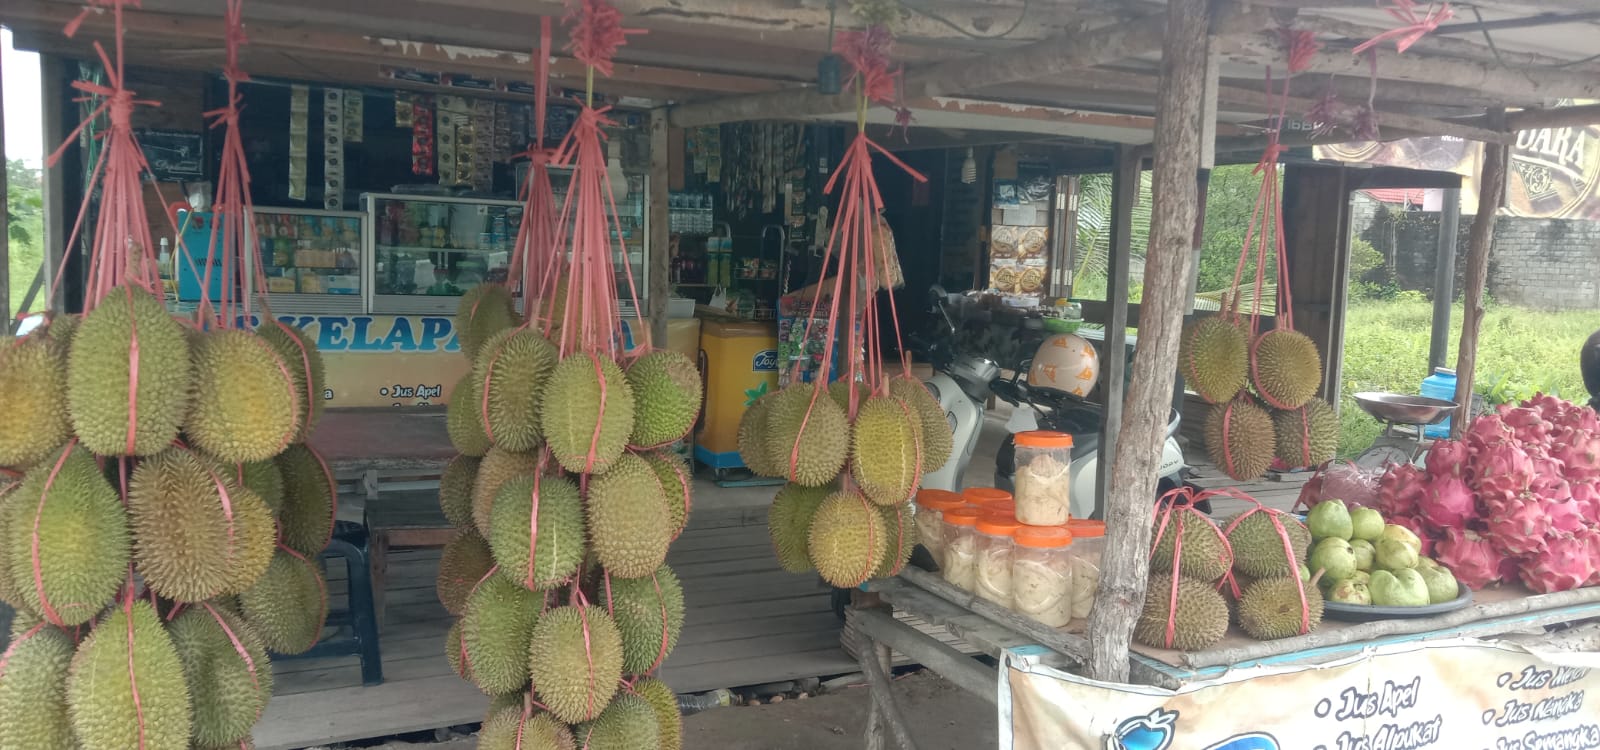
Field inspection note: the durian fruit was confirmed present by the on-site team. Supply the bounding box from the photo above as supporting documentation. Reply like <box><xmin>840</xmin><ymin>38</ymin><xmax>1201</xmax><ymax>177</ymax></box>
<box><xmin>768</xmin><ymin>483</ymin><xmax>829</xmax><ymax>573</ymax></box>
<box><xmin>67</xmin><ymin>285</ymin><xmax>193</xmax><ymax>456</ymax></box>
<box><xmin>66</xmin><ymin>600</ymin><xmax>192</xmax><ymax>750</ymax></box>
<box><xmin>807</xmin><ymin>490</ymin><xmax>887</xmax><ymax>588</ymax></box>
<box><xmin>445</xmin><ymin>621</ymin><xmax>473</xmax><ymax>683</ymax></box>
<box><xmin>456</xmin><ymin>284</ymin><xmax>521</xmax><ymax>361</ymax></box>
<box><xmin>461</xmin><ymin>573</ymin><xmax>540</xmax><ymax>696</ymax></box>
<box><xmin>1225</xmin><ymin>510</ymin><xmax>1311</xmax><ymax>579</ymax></box>
<box><xmin>168</xmin><ymin>605</ymin><xmax>273</xmax><ymax>747</ymax></box>
<box><xmin>1237</xmin><ymin>575</ymin><xmax>1325</xmax><ymax>640</ymax></box>
<box><xmin>873</xmin><ymin>503</ymin><xmax>917</xmax><ymax>579</ymax></box>
<box><xmin>475</xmin><ymin>328</ymin><xmax>558</xmax><ymax>453</ymax></box>
<box><xmin>764</xmin><ymin>385</ymin><xmax>849</xmax><ymax>488</ymax></box>
<box><xmin>0</xmin><ymin>480</ymin><xmax>26</xmax><ymax>612</ymax></box>
<box><xmin>625</xmin><ymin>350</ymin><xmax>703</xmax><ymax>448</ymax></box>
<box><xmin>586</xmin><ymin>453</ymin><xmax>671</xmax><ymax>579</ymax></box>
<box><xmin>439</xmin><ymin>454</ymin><xmax>481</xmax><ymax>530</ymax></box>
<box><xmin>634</xmin><ymin>677</ymin><xmax>684</xmax><ymax>750</ymax></box>
<box><xmin>186</xmin><ymin>329</ymin><xmax>300</xmax><ymax>463</ymax></box>
<box><xmin>1148</xmin><ymin>511</ymin><xmax>1231</xmax><ymax>583</ymax></box>
<box><xmin>576</xmin><ymin>693</ymin><xmax>660</xmax><ymax>750</ymax></box>
<box><xmin>736</xmin><ymin>394</ymin><xmax>781</xmax><ymax>478</ymax></box>
<box><xmin>237</xmin><ymin>459</ymin><xmax>286</xmax><ymax>516</ymax></box>
<box><xmin>436</xmin><ymin>529</ymin><xmax>495</xmax><ymax>616</ymax></box>
<box><xmin>1204</xmin><ymin>398</ymin><xmax>1275</xmax><ymax>481</ymax></box>
<box><xmin>541</xmin><ymin>353</ymin><xmax>635</xmax><ymax>475</ymax></box>
<box><xmin>1132</xmin><ymin>574</ymin><xmax>1230</xmax><ymax>651</ymax></box>
<box><xmin>471</xmin><ymin>447</ymin><xmax>540</xmax><ymax>537</ymax></box>
<box><xmin>1272</xmin><ymin>398</ymin><xmax>1339</xmax><ymax>468</ymax></box>
<box><xmin>257</xmin><ymin>320</ymin><xmax>327</xmax><ymax>442</ymax></box>
<box><xmin>447</xmin><ymin>372</ymin><xmax>492</xmax><ymax>457</ymax></box>
<box><xmin>6</xmin><ymin>445</ymin><xmax>130</xmax><ymax>626</ymax></box>
<box><xmin>828</xmin><ymin>380</ymin><xmax>854</xmax><ymax>413</ymax></box>
<box><xmin>609</xmin><ymin>564</ymin><xmax>685</xmax><ymax>674</ymax></box>
<box><xmin>1179</xmin><ymin>317</ymin><xmax>1249</xmax><ymax>404</ymax></box>
<box><xmin>129</xmin><ymin>447</ymin><xmax>276</xmax><ymax>601</ymax></box>
<box><xmin>643</xmin><ymin>451</ymin><xmax>692</xmax><ymax>540</ymax></box>
<box><xmin>527</xmin><ymin>605</ymin><xmax>624</xmax><ymax>724</ymax></box>
<box><xmin>851</xmin><ymin>396</ymin><xmax>923</xmax><ymax>506</ymax></box>
<box><xmin>0</xmin><ymin>624</ymin><xmax>75</xmax><ymax>750</ymax></box>
<box><xmin>889</xmin><ymin>377</ymin><xmax>953</xmax><ymax>472</ymax></box>
<box><xmin>479</xmin><ymin>704</ymin><xmax>575</xmax><ymax>750</ymax></box>
<box><xmin>1250</xmin><ymin>328</ymin><xmax>1322</xmax><ymax>410</ymax></box>
<box><xmin>487</xmin><ymin>475</ymin><xmax>585</xmax><ymax>590</ymax></box>
<box><xmin>240</xmin><ymin>549</ymin><xmax>328</xmax><ymax>655</ymax></box>
<box><xmin>274</xmin><ymin>443</ymin><xmax>335</xmax><ymax>557</ymax></box>
<box><xmin>0</xmin><ymin>325</ymin><xmax>71</xmax><ymax>468</ymax></box>
<box><xmin>485</xmin><ymin>691</ymin><xmax>525</xmax><ymax>724</ymax></box>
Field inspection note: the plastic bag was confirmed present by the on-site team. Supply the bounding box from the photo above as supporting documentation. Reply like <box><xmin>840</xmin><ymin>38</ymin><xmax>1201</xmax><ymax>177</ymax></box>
<box><xmin>1294</xmin><ymin>460</ymin><xmax>1381</xmax><ymax>512</ymax></box>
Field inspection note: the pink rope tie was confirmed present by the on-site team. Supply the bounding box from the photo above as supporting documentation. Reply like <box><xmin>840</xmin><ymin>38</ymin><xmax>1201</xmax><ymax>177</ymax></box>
<box><xmin>29</xmin><ymin>442</ymin><xmax>78</xmax><ymax>627</ymax></box>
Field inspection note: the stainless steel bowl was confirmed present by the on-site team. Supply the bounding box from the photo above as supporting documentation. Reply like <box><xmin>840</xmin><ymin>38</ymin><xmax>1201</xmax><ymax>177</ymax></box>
<box><xmin>1353</xmin><ymin>392</ymin><xmax>1459</xmax><ymax>426</ymax></box>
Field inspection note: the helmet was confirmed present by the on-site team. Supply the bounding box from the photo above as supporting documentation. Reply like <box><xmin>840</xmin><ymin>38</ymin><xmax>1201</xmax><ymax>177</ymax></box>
<box><xmin>1028</xmin><ymin>333</ymin><xmax>1100</xmax><ymax>398</ymax></box>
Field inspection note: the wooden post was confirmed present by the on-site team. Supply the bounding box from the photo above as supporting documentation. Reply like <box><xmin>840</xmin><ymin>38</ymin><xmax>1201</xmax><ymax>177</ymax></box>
<box><xmin>1452</xmin><ymin>112</ymin><xmax>1510</xmax><ymax>437</ymax></box>
<box><xmin>1095</xmin><ymin>145</ymin><xmax>1138</xmax><ymax>519</ymax></box>
<box><xmin>40</xmin><ymin>54</ymin><xmax>67</xmax><ymax>313</ymax></box>
<box><xmin>1</xmin><ymin>43</ymin><xmax>9</xmax><ymax>325</ymax></box>
<box><xmin>1282</xmin><ymin>166</ymin><xmax>1352</xmax><ymax>401</ymax></box>
<box><xmin>1085</xmin><ymin>0</ymin><xmax>1212</xmax><ymax>683</ymax></box>
<box><xmin>647</xmin><ymin>108</ymin><xmax>670</xmax><ymax>348</ymax></box>
<box><xmin>1428</xmin><ymin>189</ymin><xmax>1461</xmax><ymax>374</ymax></box>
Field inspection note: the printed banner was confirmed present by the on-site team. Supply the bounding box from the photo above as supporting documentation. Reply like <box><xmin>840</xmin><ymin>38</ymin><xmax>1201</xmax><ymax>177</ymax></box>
<box><xmin>1000</xmin><ymin>638</ymin><xmax>1600</xmax><ymax>750</ymax></box>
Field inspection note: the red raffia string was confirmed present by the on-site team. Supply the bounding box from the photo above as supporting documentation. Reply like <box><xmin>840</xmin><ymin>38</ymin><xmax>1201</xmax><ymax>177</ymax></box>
<box><xmin>562</xmin><ymin>0</ymin><xmax>643</xmax><ymax>78</ymax></box>
<box><xmin>0</xmin><ymin>622</ymin><xmax>49</xmax><ymax>676</ymax></box>
<box><xmin>122</xmin><ymin>571</ymin><xmax>151</xmax><ymax>750</ymax></box>
<box><xmin>507</xmin><ymin>17</ymin><xmax>564</xmax><ymax>334</ymax></box>
<box><xmin>28</xmin><ymin>442</ymin><xmax>78</xmax><ymax>627</ymax></box>
<box><xmin>1352</xmin><ymin>0</ymin><xmax>1453</xmax><ymax>56</ymax></box>
<box><xmin>1150</xmin><ymin>488</ymin><xmax>1236</xmax><ymax>648</ymax></box>
<box><xmin>1219</xmin><ymin>490</ymin><xmax>1315</xmax><ymax>635</ymax></box>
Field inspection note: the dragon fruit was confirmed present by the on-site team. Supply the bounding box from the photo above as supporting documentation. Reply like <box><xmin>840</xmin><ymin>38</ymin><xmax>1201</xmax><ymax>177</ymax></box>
<box><xmin>1469</xmin><ymin>441</ymin><xmax>1534</xmax><ymax>498</ymax></box>
<box><xmin>1417</xmin><ymin>475</ymin><xmax>1476</xmax><ymax>530</ymax></box>
<box><xmin>1425</xmin><ymin>440</ymin><xmax>1470</xmax><ymax>479</ymax></box>
<box><xmin>1519</xmin><ymin>533</ymin><xmax>1595</xmax><ymax>594</ymax></box>
<box><xmin>1433</xmin><ymin>528</ymin><xmax>1505</xmax><ymax>590</ymax></box>
<box><xmin>1552</xmin><ymin>434</ymin><xmax>1600</xmax><ymax>481</ymax></box>
<box><xmin>1376</xmin><ymin>463</ymin><xmax>1425</xmax><ymax>518</ymax></box>
<box><xmin>1485</xmin><ymin>495</ymin><xmax>1554</xmax><ymax>557</ymax></box>
<box><xmin>1546</xmin><ymin>498</ymin><xmax>1587</xmax><ymax>535</ymax></box>
<box><xmin>1582</xmin><ymin>530</ymin><xmax>1600</xmax><ymax>586</ymax></box>
<box><xmin>1466</xmin><ymin>414</ymin><xmax>1515</xmax><ymax>452</ymax></box>
<box><xmin>1502</xmin><ymin>406</ymin><xmax>1552</xmax><ymax>446</ymax></box>
<box><xmin>1572</xmin><ymin>481</ymin><xmax>1600</xmax><ymax>524</ymax></box>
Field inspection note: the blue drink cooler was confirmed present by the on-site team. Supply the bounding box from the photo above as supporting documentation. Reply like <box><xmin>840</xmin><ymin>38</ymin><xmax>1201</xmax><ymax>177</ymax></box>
<box><xmin>176</xmin><ymin>210</ymin><xmax>226</xmax><ymax>303</ymax></box>
<box><xmin>1421</xmin><ymin>368</ymin><xmax>1458</xmax><ymax>439</ymax></box>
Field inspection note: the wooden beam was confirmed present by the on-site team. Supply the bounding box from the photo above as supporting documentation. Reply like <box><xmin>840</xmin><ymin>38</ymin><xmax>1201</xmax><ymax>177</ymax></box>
<box><xmin>1086</xmin><ymin>0</ymin><xmax>1211</xmax><ymax>685</ymax></box>
<box><xmin>39</xmin><ymin>53</ymin><xmax>67</xmax><ymax>313</ymax></box>
<box><xmin>1282</xmin><ymin>165</ymin><xmax>1351</xmax><ymax>400</ymax></box>
<box><xmin>1452</xmin><ymin>110</ymin><xmax>1509</xmax><ymax>439</ymax></box>
<box><xmin>1095</xmin><ymin>145</ymin><xmax>1138</xmax><ymax>519</ymax></box>
<box><xmin>647</xmin><ymin>108</ymin><xmax>669</xmax><ymax>347</ymax></box>
<box><xmin>847</xmin><ymin>608</ymin><xmax>998</xmax><ymax>704</ymax></box>
<box><xmin>0</xmin><ymin>43</ymin><xmax>8</xmax><ymax>324</ymax></box>
<box><xmin>1502</xmin><ymin>104</ymin><xmax>1600</xmax><ymax>133</ymax></box>
<box><xmin>1294</xmin><ymin>13</ymin><xmax>1600</xmax><ymax>73</ymax></box>
<box><xmin>1428</xmin><ymin>188</ymin><xmax>1461</xmax><ymax>374</ymax></box>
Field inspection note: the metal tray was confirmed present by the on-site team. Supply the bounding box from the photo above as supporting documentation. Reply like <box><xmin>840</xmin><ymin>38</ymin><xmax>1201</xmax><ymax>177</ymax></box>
<box><xmin>1323</xmin><ymin>581</ymin><xmax>1474</xmax><ymax>622</ymax></box>
<box><xmin>1352</xmin><ymin>391</ymin><xmax>1458</xmax><ymax>426</ymax></box>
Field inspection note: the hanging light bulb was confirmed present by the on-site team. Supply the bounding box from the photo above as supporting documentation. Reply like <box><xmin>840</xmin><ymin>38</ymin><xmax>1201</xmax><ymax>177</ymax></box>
<box><xmin>607</xmin><ymin>139</ymin><xmax>630</xmax><ymax>198</ymax></box>
<box><xmin>961</xmin><ymin>148</ymin><xmax>977</xmax><ymax>185</ymax></box>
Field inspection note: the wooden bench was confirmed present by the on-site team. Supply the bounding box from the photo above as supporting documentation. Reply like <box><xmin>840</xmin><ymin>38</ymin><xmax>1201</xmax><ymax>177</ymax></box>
<box><xmin>363</xmin><ymin>489</ymin><xmax>453</xmax><ymax>630</ymax></box>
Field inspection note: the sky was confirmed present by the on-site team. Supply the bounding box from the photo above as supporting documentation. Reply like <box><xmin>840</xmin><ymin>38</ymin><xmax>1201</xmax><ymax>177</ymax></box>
<box><xmin>3</xmin><ymin>28</ymin><xmax>45</xmax><ymax>168</ymax></box>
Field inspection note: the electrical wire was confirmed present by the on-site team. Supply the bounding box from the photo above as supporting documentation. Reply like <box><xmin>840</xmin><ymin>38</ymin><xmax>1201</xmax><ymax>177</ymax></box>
<box><xmin>894</xmin><ymin>0</ymin><xmax>1032</xmax><ymax>40</ymax></box>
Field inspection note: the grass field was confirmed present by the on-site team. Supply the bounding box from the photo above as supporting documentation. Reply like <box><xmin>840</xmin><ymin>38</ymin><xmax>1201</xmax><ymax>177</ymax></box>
<box><xmin>1337</xmin><ymin>298</ymin><xmax>1600</xmax><ymax>455</ymax></box>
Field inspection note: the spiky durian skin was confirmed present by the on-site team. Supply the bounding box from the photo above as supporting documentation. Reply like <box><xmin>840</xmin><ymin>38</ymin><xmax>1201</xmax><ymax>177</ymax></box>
<box><xmin>610</xmin><ymin>564</ymin><xmax>685</xmax><ymax>674</ymax></box>
<box><xmin>889</xmin><ymin>378</ymin><xmax>952</xmax><ymax>472</ymax></box>
<box><xmin>475</xmin><ymin>328</ymin><xmax>558</xmax><ymax>453</ymax></box>
<box><xmin>186</xmin><ymin>329</ymin><xmax>300</xmax><ymax>463</ymax></box>
<box><xmin>1149</xmin><ymin>512</ymin><xmax>1231</xmax><ymax>584</ymax></box>
<box><xmin>257</xmin><ymin>321</ymin><xmax>326</xmax><ymax>443</ymax></box>
<box><xmin>626</xmin><ymin>350</ymin><xmax>703</xmax><ymax>448</ymax></box>
<box><xmin>456</xmin><ymin>284</ymin><xmax>521</xmax><ymax>361</ymax></box>
<box><xmin>1179</xmin><ymin>316</ymin><xmax>1249</xmax><ymax>404</ymax></box>
<box><xmin>769</xmin><ymin>483</ymin><xmax>829</xmax><ymax>573</ymax></box>
<box><xmin>1133</xmin><ymin>574</ymin><xmax>1230</xmax><ymax>652</ymax></box>
<box><xmin>643</xmin><ymin>451</ymin><xmax>692</xmax><ymax>539</ymax></box>
<box><xmin>1272</xmin><ymin>398</ymin><xmax>1339</xmax><ymax>468</ymax></box>
<box><xmin>274</xmin><ymin>444</ymin><xmax>334</xmax><ymax>557</ymax></box>
<box><xmin>527</xmin><ymin>605</ymin><xmax>623</xmax><ymax>724</ymax></box>
<box><xmin>479</xmin><ymin>706</ymin><xmax>575</xmax><ymax>750</ymax></box>
<box><xmin>129</xmin><ymin>448</ymin><xmax>276</xmax><ymax>602</ymax></box>
<box><xmin>586</xmin><ymin>454</ymin><xmax>671</xmax><ymax>579</ymax></box>
<box><xmin>1237</xmin><ymin>575</ymin><xmax>1325</xmax><ymax>641</ymax></box>
<box><xmin>736</xmin><ymin>394</ymin><xmax>781</xmax><ymax>478</ymax></box>
<box><xmin>445</xmin><ymin>620</ymin><xmax>472</xmax><ymax>682</ymax></box>
<box><xmin>67</xmin><ymin>286</ymin><xmax>192</xmax><ymax>457</ymax></box>
<box><xmin>576</xmin><ymin>693</ymin><xmax>661</xmax><ymax>750</ymax></box>
<box><xmin>764</xmin><ymin>386</ymin><xmax>849</xmax><ymax>487</ymax></box>
<box><xmin>238</xmin><ymin>458</ymin><xmax>286</xmax><ymax>516</ymax></box>
<box><xmin>436</xmin><ymin>528</ymin><xmax>495</xmax><ymax>616</ymax></box>
<box><xmin>488</xmin><ymin>475</ymin><xmax>585</xmax><ymax>591</ymax></box>
<box><xmin>0</xmin><ymin>625</ymin><xmax>76</xmax><ymax>750</ymax></box>
<box><xmin>873</xmin><ymin>503</ymin><xmax>917</xmax><ymax>579</ymax></box>
<box><xmin>540</xmin><ymin>353</ymin><xmax>635</xmax><ymax>475</ymax></box>
<box><xmin>168</xmin><ymin>605</ymin><xmax>273</xmax><ymax>747</ymax></box>
<box><xmin>0</xmin><ymin>329</ymin><xmax>71</xmax><ymax>468</ymax></box>
<box><xmin>461</xmin><ymin>574</ymin><xmax>540</xmax><ymax>696</ymax></box>
<box><xmin>239</xmin><ymin>550</ymin><xmax>327</xmax><ymax>655</ymax></box>
<box><xmin>851</xmin><ymin>396</ymin><xmax>923</xmax><ymax>506</ymax></box>
<box><xmin>634</xmin><ymin>677</ymin><xmax>683</xmax><ymax>750</ymax></box>
<box><xmin>807</xmin><ymin>491</ymin><xmax>887</xmax><ymax>588</ymax></box>
<box><xmin>0</xmin><ymin>480</ymin><xmax>29</xmax><ymax>612</ymax></box>
<box><xmin>1250</xmin><ymin>328</ymin><xmax>1322</xmax><ymax>411</ymax></box>
<box><xmin>471</xmin><ymin>448</ymin><xmax>540</xmax><ymax>537</ymax></box>
<box><xmin>1225</xmin><ymin>511</ymin><xmax>1311</xmax><ymax>579</ymax></box>
<box><xmin>1204</xmin><ymin>399</ymin><xmax>1275</xmax><ymax>481</ymax></box>
<box><xmin>447</xmin><ymin>372</ymin><xmax>492</xmax><ymax>457</ymax></box>
<box><xmin>439</xmin><ymin>454</ymin><xmax>481</xmax><ymax>530</ymax></box>
<box><xmin>66</xmin><ymin>600</ymin><xmax>192</xmax><ymax>750</ymax></box>
<box><xmin>6</xmin><ymin>446</ymin><xmax>130</xmax><ymax>626</ymax></box>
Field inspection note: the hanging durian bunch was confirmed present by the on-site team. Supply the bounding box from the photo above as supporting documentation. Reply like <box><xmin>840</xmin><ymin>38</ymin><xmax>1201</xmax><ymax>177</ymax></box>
<box><xmin>433</xmin><ymin>10</ymin><xmax>693</xmax><ymax>748</ymax></box>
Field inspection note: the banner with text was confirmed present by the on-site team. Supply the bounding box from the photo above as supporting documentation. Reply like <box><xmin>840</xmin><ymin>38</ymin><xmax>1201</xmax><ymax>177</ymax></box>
<box><xmin>1000</xmin><ymin>638</ymin><xmax>1600</xmax><ymax>750</ymax></box>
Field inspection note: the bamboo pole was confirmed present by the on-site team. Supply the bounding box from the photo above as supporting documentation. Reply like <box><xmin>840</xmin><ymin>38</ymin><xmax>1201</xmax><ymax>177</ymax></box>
<box><xmin>1451</xmin><ymin>109</ymin><xmax>1509</xmax><ymax>439</ymax></box>
<box><xmin>1085</xmin><ymin>0</ymin><xmax>1211</xmax><ymax>683</ymax></box>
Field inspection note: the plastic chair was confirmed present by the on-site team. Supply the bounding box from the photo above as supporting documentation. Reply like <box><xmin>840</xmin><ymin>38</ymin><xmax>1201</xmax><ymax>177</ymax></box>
<box><xmin>273</xmin><ymin>520</ymin><xmax>384</xmax><ymax>686</ymax></box>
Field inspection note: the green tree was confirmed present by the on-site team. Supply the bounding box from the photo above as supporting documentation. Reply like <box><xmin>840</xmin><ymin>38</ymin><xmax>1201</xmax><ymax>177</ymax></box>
<box><xmin>6</xmin><ymin>159</ymin><xmax>42</xmax><ymax>247</ymax></box>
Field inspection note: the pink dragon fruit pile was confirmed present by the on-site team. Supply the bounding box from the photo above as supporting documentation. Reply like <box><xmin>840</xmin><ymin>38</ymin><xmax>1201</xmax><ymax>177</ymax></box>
<box><xmin>1375</xmin><ymin>394</ymin><xmax>1600</xmax><ymax>594</ymax></box>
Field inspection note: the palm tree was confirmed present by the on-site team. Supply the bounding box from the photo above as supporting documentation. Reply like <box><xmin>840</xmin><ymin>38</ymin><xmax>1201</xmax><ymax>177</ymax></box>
<box><xmin>1070</xmin><ymin>172</ymin><xmax>1151</xmax><ymax>295</ymax></box>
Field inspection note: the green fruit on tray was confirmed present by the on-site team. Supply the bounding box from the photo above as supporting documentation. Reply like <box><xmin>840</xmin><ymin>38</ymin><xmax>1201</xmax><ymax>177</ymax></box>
<box><xmin>1379</xmin><ymin>524</ymin><xmax>1423</xmax><ymax>555</ymax></box>
<box><xmin>1349</xmin><ymin>507</ymin><xmax>1385</xmax><ymax>541</ymax></box>
<box><xmin>1419</xmin><ymin>565</ymin><xmax>1460</xmax><ymax>604</ymax></box>
<box><xmin>1370</xmin><ymin>569</ymin><xmax>1430</xmax><ymax>607</ymax></box>
<box><xmin>1307</xmin><ymin>499</ymin><xmax>1353</xmax><ymax>541</ymax></box>
<box><xmin>1350</xmin><ymin>539</ymin><xmax>1375</xmax><ymax>572</ymax></box>
<box><xmin>1376</xmin><ymin>538</ymin><xmax>1420</xmax><ymax>570</ymax></box>
<box><xmin>1309</xmin><ymin>537</ymin><xmax>1357</xmax><ymax>581</ymax></box>
<box><xmin>1326</xmin><ymin>578</ymin><xmax>1372</xmax><ymax>605</ymax></box>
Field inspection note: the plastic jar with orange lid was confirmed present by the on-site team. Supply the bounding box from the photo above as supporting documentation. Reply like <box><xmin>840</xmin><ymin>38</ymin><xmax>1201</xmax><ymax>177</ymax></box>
<box><xmin>940</xmin><ymin>506</ymin><xmax>982</xmax><ymax>592</ymax></box>
<box><xmin>914</xmin><ymin>489</ymin><xmax>966</xmax><ymax>567</ymax></box>
<box><xmin>1011</xmin><ymin>526</ymin><xmax>1075</xmax><ymax>627</ymax></box>
<box><xmin>1065</xmin><ymin>520</ymin><xmax>1105</xmax><ymax>619</ymax></box>
<box><xmin>1013</xmin><ymin>431</ymin><xmax>1074</xmax><ymax>525</ymax></box>
<box><xmin>974</xmin><ymin>514</ymin><xmax>1023</xmax><ymax>607</ymax></box>
<box><xmin>963</xmin><ymin>487</ymin><xmax>1012</xmax><ymax>510</ymax></box>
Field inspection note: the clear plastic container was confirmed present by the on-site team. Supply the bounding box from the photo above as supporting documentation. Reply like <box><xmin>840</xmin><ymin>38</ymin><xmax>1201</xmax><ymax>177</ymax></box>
<box><xmin>962</xmin><ymin>487</ymin><xmax>1012</xmax><ymax>512</ymax></box>
<box><xmin>914</xmin><ymin>489</ymin><xmax>966</xmax><ymax>568</ymax></box>
<box><xmin>1013</xmin><ymin>431</ymin><xmax>1074</xmax><ymax>526</ymax></box>
<box><xmin>940</xmin><ymin>506</ymin><xmax>981</xmax><ymax>592</ymax></box>
<box><xmin>1065</xmin><ymin>519</ymin><xmax>1104</xmax><ymax>620</ymax></box>
<box><xmin>1011</xmin><ymin>526</ymin><xmax>1075</xmax><ymax>628</ymax></box>
<box><xmin>974</xmin><ymin>514</ymin><xmax>1023</xmax><ymax>608</ymax></box>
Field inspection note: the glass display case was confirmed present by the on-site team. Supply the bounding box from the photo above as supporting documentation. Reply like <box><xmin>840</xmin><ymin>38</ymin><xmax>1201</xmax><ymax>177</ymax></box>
<box><xmin>252</xmin><ymin>207</ymin><xmax>366</xmax><ymax>315</ymax></box>
<box><xmin>363</xmin><ymin>193</ymin><xmax>524</xmax><ymax>315</ymax></box>
<box><xmin>526</xmin><ymin>165</ymin><xmax>650</xmax><ymax>316</ymax></box>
